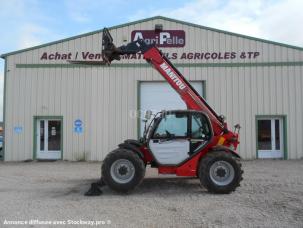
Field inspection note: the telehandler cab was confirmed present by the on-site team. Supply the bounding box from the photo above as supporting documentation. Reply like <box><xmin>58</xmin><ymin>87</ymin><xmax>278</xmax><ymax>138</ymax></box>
<box><xmin>78</xmin><ymin>28</ymin><xmax>243</xmax><ymax>195</ymax></box>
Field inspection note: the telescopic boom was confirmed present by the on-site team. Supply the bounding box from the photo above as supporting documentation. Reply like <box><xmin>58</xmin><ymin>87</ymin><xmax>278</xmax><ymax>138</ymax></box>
<box><xmin>101</xmin><ymin>28</ymin><xmax>228</xmax><ymax>136</ymax></box>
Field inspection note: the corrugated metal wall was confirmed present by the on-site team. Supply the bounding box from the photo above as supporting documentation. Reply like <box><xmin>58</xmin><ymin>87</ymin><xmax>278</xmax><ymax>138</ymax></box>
<box><xmin>3</xmin><ymin>18</ymin><xmax>303</xmax><ymax>160</ymax></box>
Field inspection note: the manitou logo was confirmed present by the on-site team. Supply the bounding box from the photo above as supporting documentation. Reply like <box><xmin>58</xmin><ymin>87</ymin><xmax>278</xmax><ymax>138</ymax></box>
<box><xmin>160</xmin><ymin>62</ymin><xmax>186</xmax><ymax>90</ymax></box>
<box><xmin>131</xmin><ymin>30</ymin><xmax>185</xmax><ymax>47</ymax></box>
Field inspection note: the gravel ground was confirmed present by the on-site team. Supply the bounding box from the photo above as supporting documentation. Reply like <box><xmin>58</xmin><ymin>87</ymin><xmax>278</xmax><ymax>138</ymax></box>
<box><xmin>0</xmin><ymin>160</ymin><xmax>303</xmax><ymax>228</ymax></box>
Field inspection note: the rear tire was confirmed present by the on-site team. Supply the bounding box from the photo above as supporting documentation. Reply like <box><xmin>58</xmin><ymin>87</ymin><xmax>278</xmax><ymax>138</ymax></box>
<box><xmin>101</xmin><ymin>148</ymin><xmax>145</xmax><ymax>193</ymax></box>
<box><xmin>198</xmin><ymin>151</ymin><xmax>243</xmax><ymax>194</ymax></box>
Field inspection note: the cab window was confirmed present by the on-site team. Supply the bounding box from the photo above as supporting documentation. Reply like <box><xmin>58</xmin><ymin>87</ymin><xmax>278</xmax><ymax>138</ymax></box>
<box><xmin>153</xmin><ymin>113</ymin><xmax>188</xmax><ymax>138</ymax></box>
<box><xmin>191</xmin><ymin>113</ymin><xmax>211</xmax><ymax>139</ymax></box>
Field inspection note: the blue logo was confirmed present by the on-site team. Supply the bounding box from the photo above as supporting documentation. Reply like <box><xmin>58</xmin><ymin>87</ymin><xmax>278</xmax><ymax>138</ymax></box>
<box><xmin>14</xmin><ymin>126</ymin><xmax>23</xmax><ymax>134</ymax></box>
<box><xmin>74</xmin><ymin>126</ymin><xmax>83</xmax><ymax>133</ymax></box>
<box><xmin>74</xmin><ymin>119</ymin><xmax>83</xmax><ymax>134</ymax></box>
<box><xmin>74</xmin><ymin>119</ymin><xmax>82</xmax><ymax>127</ymax></box>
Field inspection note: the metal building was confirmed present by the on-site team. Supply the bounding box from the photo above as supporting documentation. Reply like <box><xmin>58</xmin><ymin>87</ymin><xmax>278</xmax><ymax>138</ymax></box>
<box><xmin>1</xmin><ymin>16</ymin><xmax>303</xmax><ymax>161</ymax></box>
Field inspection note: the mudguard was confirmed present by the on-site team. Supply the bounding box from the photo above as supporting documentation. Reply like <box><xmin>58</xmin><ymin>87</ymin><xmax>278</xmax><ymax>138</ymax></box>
<box><xmin>124</xmin><ymin>139</ymin><xmax>143</xmax><ymax>147</ymax></box>
<box><xmin>118</xmin><ymin>141</ymin><xmax>144</xmax><ymax>159</ymax></box>
<box><xmin>210</xmin><ymin>145</ymin><xmax>241</xmax><ymax>158</ymax></box>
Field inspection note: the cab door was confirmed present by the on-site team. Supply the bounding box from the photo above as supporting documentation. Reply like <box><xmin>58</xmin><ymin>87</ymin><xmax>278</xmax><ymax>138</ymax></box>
<box><xmin>149</xmin><ymin>112</ymin><xmax>190</xmax><ymax>165</ymax></box>
<box><xmin>190</xmin><ymin>112</ymin><xmax>212</xmax><ymax>154</ymax></box>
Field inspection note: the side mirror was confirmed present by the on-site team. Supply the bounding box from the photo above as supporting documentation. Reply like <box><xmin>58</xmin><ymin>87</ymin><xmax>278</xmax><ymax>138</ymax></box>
<box><xmin>144</xmin><ymin>110</ymin><xmax>153</xmax><ymax>120</ymax></box>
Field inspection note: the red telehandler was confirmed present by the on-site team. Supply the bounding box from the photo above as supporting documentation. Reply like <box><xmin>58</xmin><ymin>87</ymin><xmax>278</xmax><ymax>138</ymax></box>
<box><xmin>82</xmin><ymin>28</ymin><xmax>243</xmax><ymax>196</ymax></box>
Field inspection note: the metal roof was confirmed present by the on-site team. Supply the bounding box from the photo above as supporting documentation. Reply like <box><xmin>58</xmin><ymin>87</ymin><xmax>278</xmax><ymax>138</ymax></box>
<box><xmin>1</xmin><ymin>15</ymin><xmax>303</xmax><ymax>58</ymax></box>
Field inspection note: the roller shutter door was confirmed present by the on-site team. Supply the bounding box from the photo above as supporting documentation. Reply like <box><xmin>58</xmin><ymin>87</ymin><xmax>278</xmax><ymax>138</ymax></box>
<box><xmin>139</xmin><ymin>81</ymin><xmax>204</xmax><ymax>136</ymax></box>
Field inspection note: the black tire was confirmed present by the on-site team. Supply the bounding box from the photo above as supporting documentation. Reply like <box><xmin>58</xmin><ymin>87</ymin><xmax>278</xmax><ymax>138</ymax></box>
<box><xmin>101</xmin><ymin>148</ymin><xmax>146</xmax><ymax>193</ymax></box>
<box><xmin>198</xmin><ymin>151</ymin><xmax>243</xmax><ymax>194</ymax></box>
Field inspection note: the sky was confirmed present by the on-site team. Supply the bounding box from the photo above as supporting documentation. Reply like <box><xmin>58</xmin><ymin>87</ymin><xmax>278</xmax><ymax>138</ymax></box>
<box><xmin>0</xmin><ymin>0</ymin><xmax>302</xmax><ymax>121</ymax></box>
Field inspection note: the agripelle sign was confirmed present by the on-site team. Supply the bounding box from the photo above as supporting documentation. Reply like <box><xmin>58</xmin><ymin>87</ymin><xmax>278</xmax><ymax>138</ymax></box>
<box><xmin>131</xmin><ymin>30</ymin><xmax>185</xmax><ymax>47</ymax></box>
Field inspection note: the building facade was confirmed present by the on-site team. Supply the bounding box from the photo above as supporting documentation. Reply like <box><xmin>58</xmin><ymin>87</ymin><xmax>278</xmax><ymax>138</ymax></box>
<box><xmin>1</xmin><ymin>16</ymin><xmax>303</xmax><ymax>161</ymax></box>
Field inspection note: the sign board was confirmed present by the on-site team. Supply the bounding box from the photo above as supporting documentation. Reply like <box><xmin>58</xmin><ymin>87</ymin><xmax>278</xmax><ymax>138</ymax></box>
<box><xmin>51</xmin><ymin>127</ymin><xmax>56</xmax><ymax>136</ymax></box>
<box><xmin>74</xmin><ymin>119</ymin><xmax>83</xmax><ymax>134</ymax></box>
<box><xmin>74</xmin><ymin>126</ymin><xmax>83</xmax><ymax>133</ymax></box>
<box><xmin>14</xmin><ymin>126</ymin><xmax>23</xmax><ymax>134</ymax></box>
<box><xmin>131</xmin><ymin>30</ymin><xmax>185</xmax><ymax>47</ymax></box>
<box><xmin>74</xmin><ymin>119</ymin><xmax>83</xmax><ymax>127</ymax></box>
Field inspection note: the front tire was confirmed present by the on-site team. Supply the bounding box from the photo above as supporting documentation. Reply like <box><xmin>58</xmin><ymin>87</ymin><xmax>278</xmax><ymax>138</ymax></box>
<box><xmin>198</xmin><ymin>151</ymin><xmax>243</xmax><ymax>194</ymax></box>
<box><xmin>101</xmin><ymin>149</ymin><xmax>145</xmax><ymax>193</ymax></box>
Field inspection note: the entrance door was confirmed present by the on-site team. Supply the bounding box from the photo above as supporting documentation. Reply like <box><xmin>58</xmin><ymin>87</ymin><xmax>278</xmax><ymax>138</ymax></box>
<box><xmin>37</xmin><ymin>119</ymin><xmax>62</xmax><ymax>160</ymax></box>
<box><xmin>257</xmin><ymin>118</ymin><xmax>284</xmax><ymax>158</ymax></box>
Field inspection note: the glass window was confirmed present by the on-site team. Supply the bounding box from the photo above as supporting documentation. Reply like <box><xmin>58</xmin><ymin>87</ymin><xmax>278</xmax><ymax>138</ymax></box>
<box><xmin>275</xmin><ymin>119</ymin><xmax>280</xmax><ymax>150</ymax></box>
<box><xmin>40</xmin><ymin>120</ymin><xmax>44</xmax><ymax>150</ymax></box>
<box><xmin>257</xmin><ymin>120</ymin><xmax>272</xmax><ymax>150</ymax></box>
<box><xmin>191</xmin><ymin>113</ymin><xmax>211</xmax><ymax>139</ymax></box>
<box><xmin>48</xmin><ymin>120</ymin><xmax>61</xmax><ymax>151</ymax></box>
<box><xmin>154</xmin><ymin>113</ymin><xmax>188</xmax><ymax>138</ymax></box>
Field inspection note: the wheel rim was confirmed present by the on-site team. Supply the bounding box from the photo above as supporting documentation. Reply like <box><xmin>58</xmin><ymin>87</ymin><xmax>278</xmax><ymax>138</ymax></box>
<box><xmin>110</xmin><ymin>159</ymin><xmax>135</xmax><ymax>184</ymax></box>
<box><xmin>209</xmin><ymin>160</ymin><xmax>235</xmax><ymax>186</ymax></box>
